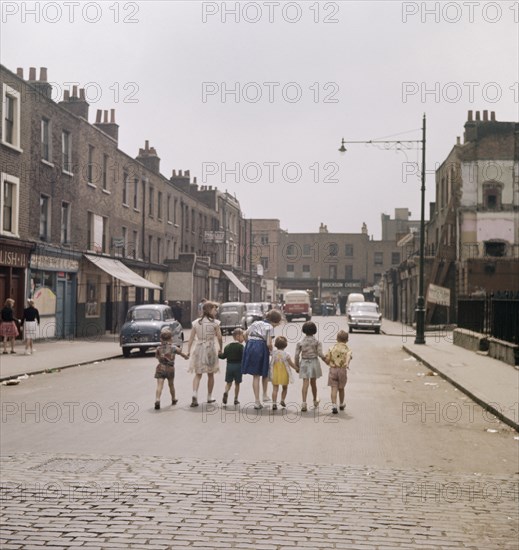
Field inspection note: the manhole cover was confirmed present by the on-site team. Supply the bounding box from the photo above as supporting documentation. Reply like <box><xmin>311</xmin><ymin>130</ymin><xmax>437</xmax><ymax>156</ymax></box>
<box><xmin>36</xmin><ymin>458</ymin><xmax>114</xmax><ymax>474</ymax></box>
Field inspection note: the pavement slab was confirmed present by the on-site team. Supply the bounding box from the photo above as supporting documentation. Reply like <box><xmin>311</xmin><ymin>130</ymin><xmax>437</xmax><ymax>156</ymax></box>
<box><xmin>1</xmin><ymin>452</ymin><xmax>518</xmax><ymax>549</ymax></box>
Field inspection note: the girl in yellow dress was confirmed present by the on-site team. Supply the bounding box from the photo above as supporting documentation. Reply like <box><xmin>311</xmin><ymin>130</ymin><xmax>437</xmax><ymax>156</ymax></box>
<box><xmin>269</xmin><ymin>336</ymin><xmax>298</xmax><ymax>411</ymax></box>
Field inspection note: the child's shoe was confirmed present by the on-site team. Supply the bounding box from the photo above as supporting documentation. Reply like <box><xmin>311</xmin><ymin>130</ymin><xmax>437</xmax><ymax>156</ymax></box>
<box><xmin>154</xmin><ymin>401</ymin><xmax>160</xmax><ymax>410</ymax></box>
<box><xmin>332</xmin><ymin>406</ymin><xmax>338</xmax><ymax>414</ymax></box>
<box><xmin>272</xmin><ymin>403</ymin><xmax>277</xmax><ymax>411</ymax></box>
<box><xmin>234</xmin><ymin>399</ymin><xmax>240</xmax><ymax>405</ymax></box>
<box><xmin>301</xmin><ymin>402</ymin><xmax>307</xmax><ymax>412</ymax></box>
<box><xmin>254</xmin><ymin>402</ymin><xmax>263</xmax><ymax>410</ymax></box>
<box><xmin>313</xmin><ymin>399</ymin><xmax>320</xmax><ymax>408</ymax></box>
<box><xmin>222</xmin><ymin>392</ymin><xmax>228</xmax><ymax>405</ymax></box>
<box><xmin>280</xmin><ymin>401</ymin><xmax>286</xmax><ymax>408</ymax></box>
<box><xmin>339</xmin><ymin>403</ymin><xmax>346</xmax><ymax>411</ymax></box>
<box><xmin>190</xmin><ymin>397</ymin><xmax>199</xmax><ymax>407</ymax></box>
<box><xmin>171</xmin><ymin>399</ymin><xmax>178</xmax><ymax>406</ymax></box>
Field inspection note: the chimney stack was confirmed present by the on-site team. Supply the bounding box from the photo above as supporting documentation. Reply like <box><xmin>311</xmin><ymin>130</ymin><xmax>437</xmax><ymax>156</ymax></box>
<box><xmin>467</xmin><ymin>110</ymin><xmax>473</xmax><ymax>122</ymax></box>
<box><xmin>483</xmin><ymin>110</ymin><xmax>488</xmax><ymax>121</ymax></box>
<box><xmin>27</xmin><ymin>66</ymin><xmax>52</xmax><ymax>99</ymax></box>
<box><xmin>136</xmin><ymin>141</ymin><xmax>160</xmax><ymax>173</ymax></box>
<box><xmin>94</xmin><ymin>108</ymin><xmax>119</xmax><ymax>143</ymax></box>
<box><xmin>475</xmin><ymin>111</ymin><xmax>481</xmax><ymax>121</ymax></box>
<box><xmin>490</xmin><ymin>111</ymin><xmax>496</xmax><ymax>121</ymax></box>
<box><xmin>16</xmin><ymin>68</ymin><xmax>23</xmax><ymax>78</ymax></box>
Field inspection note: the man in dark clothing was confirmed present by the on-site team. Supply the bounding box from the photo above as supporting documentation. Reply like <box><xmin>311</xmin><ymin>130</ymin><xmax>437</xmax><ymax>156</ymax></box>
<box><xmin>171</xmin><ymin>301</ymin><xmax>183</xmax><ymax>325</ymax></box>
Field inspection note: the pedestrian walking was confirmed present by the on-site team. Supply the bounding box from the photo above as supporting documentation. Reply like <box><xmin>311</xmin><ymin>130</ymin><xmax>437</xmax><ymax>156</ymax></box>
<box><xmin>154</xmin><ymin>328</ymin><xmax>188</xmax><ymax>410</ymax></box>
<box><xmin>21</xmin><ymin>299</ymin><xmax>40</xmax><ymax>355</ymax></box>
<box><xmin>219</xmin><ymin>328</ymin><xmax>245</xmax><ymax>406</ymax></box>
<box><xmin>186</xmin><ymin>301</ymin><xmax>222</xmax><ymax>407</ymax></box>
<box><xmin>197</xmin><ymin>298</ymin><xmax>207</xmax><ymax>317</ymax></box>
<box><xmin>294</xmin><ymin>321</ymin><xmax>326</xmax><ymax>412</ymax></box>
<box><xmin>1</xmin><ymin>299</ymin><xmax>19</xmax><ymax>354</ymax></box>
<box><xmin>324</xmin><ymin>329</ymin><xmax>353</xmax><ymax>414</ymax></box>
<box><xmin>269</xmin><ymin>336</ymin><xmax>298</xmax><ymax>411</ymax></box>
<box><xmin>172</xmin><ymin>301</ymin><xmax>183</xmax><ymax>325</ymax></box>
<box><xmin>241</xmin><ymin>309</ymin><xmax>282</xmax><ymax>409</ymax></box>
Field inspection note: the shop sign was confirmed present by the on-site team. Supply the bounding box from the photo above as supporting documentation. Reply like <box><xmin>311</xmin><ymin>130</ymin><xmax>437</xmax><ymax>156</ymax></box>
<box><xmin>0</xmin><ymin>248</ymin><xmax>28</xmax><ymax>268</ymax></box>
<box><xmin>30</xmin><ymin>254</ymin><xmax>79</xmax><ymax>272</ymax></box>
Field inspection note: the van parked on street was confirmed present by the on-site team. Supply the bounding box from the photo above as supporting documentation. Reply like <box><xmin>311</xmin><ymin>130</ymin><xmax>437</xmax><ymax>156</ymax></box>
<box><xmin>283</xmin><ymin>290</ymin><xmax>312</xmax><ymax>322</ymax></box>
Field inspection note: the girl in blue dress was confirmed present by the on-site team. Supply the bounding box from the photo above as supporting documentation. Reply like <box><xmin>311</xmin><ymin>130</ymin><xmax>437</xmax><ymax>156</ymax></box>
<box><xmin>241</xmin><ymin>309</ymin><xmax>282</xmax><ymax>409</ymax></box>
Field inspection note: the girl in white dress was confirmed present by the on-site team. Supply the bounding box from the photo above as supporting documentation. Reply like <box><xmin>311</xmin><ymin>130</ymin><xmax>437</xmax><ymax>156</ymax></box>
<box><xmin>186</xmin><ymin>301</ymin><xmax>223</xmax><ymax>407</ymax></box>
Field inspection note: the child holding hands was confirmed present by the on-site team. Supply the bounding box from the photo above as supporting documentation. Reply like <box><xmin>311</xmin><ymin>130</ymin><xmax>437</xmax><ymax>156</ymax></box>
<box><xmin>294</xmin><ymin>321</ymin><xmax>327</xmax><ymax>412</ymax></box>
<box><xmin>325</xmin><ymin>329</ymin><xmax>353</xmax><ymax>414</ymax></box>
<box><xmin>154</xmin><ymin>328</ymin><xmax>188</xmax><ymax>410</ymax></box>
<box><xmin>269</xmin><ymin>336</ymin><xmax>298</xmax><ymax>411</ymax></box>
<box><xmin>219</xmin><ymin>328</ymin><xmax>245</xmax><ymax>406</ymax></box>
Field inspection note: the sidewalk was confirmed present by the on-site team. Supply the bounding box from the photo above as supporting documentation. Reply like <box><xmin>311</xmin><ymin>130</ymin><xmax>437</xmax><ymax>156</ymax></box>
<box><xmin>1</xmin><ymin>321</ymin><xmax>518</xmax><ymax>430</ymax></box>
<box><xmin>0</xmin><ymin>334</ymin><xmax>121</xmax><ymax>381</ymax></box>
<box><xmin>382</xmin><ymin>319</ymin><xmax>519</xmax><ymax>431</ymax></box>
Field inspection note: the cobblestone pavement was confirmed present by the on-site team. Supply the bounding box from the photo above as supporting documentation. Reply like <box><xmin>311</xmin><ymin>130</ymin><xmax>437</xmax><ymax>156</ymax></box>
<box><xmin>1</xmin><ymin>452</ymin><xmax>518</xmax><ymax>549</ymax></box>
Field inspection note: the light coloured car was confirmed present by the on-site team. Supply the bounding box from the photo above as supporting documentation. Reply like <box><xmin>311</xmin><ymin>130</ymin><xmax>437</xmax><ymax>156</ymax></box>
<box><xmin>347</xmin><ymin>302</ymin><xmax>382</xmax><ymax>334</ymax></box>
<box><xmin>120</xmin><ymin>304</ymin><xmax>183</xmax><ymax>357</ymax></box>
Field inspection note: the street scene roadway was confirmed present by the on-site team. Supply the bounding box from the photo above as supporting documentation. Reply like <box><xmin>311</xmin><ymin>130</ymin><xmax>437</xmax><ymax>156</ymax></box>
<box><xmin>1</xmin><ymin>317</ymin><xmax>518</xmax><ymax>549</ymax></box>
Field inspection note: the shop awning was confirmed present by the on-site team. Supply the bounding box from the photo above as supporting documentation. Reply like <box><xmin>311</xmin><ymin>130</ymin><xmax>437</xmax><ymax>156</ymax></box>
<box><xmin>222</xmin><ymin>269</ymin><xmax>250</xmax><ymax>294</ymax></box>
<box><xmin>84</xmin><ymin>255</ymin><xmax>161</xmax><ymax>290</ymax></box>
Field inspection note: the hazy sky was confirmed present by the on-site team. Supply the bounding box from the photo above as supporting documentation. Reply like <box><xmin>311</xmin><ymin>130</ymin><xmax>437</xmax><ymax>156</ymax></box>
<box><xmin>2</xmin><ymin>1</ymin><xmax>518</xmax><ymax>238</ymax></box>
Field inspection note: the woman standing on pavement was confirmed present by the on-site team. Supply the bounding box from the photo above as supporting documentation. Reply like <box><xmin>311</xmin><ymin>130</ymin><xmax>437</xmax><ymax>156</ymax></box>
<box><xmin>1</xmin><ymin>298</ymin><xmax>19</xmax><ymax>354</ymax></box>
<box><xmin>21</xmin><ymin>299</ymin><xmax>40</xmax><ymax>355</ymax></box>
<box><xmin>186</xmin><ymin>301</ymin><xmax>223</xmax><ymax>407</ymax></box>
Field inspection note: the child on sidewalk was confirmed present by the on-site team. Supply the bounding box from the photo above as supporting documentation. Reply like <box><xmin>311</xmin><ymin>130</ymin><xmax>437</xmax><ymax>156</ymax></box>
<box><xmin>294</xmin><ymin>321</ymin><xmax>326</xmax><ymax>412</ymax></box>
<box><xmin>219</xmin><ymin>328</ymin><xmax>245</xmax><ymax>406</ymax></box>
<box><xmin>241</xmin><ymin>309</ymin><xmax>282</xmax><ymax>409</ymax></box>
<box><xmin>324</xmin><ymin>329</ymin><xmax>353</xmax><ymax>414</ymax></box>
<box><xmin>269</xmin><ymin>336</ymin><xmax>298</xmax><ymax>411</ymax></box>
<box><xmin>154</xmin><ymin>328</ymin><xmax>188</xmax><ymax>410</ymax></box>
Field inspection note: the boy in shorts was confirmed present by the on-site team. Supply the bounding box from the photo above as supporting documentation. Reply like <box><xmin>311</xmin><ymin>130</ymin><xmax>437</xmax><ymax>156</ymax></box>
<box><xmin>154</xmin><ymin>328</ymin><xmax>188</xmax><ymax>410</ymax></box>
<box><xmin>219</xmin><ymin>328</ymin><xmax>244</xmax><ymax>406</ymax></box>
<box><xmin>324</xmin><ymin>330</ymin><xmax>353</xmax><ymax>414</ymax></box>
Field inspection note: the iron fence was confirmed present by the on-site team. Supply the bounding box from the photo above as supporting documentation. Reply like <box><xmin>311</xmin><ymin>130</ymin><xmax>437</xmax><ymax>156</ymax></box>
<box><xmin>457</xmin><ymin>291</ymin><xmax>519</xmax><ymax>345</ymax></box>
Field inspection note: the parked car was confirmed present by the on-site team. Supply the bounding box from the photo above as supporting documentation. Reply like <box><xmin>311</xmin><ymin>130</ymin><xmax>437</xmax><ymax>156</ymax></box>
<box><xmin>321</xmin><ymin>302</ymin><xmax>336</xmax><ymax>316</ymax></box>
<box><xmin>347</xmin><ymin>302</ymin><xmax>382</xmax><ymax>334</ymax></box>
<box><xmin>218</xmin><ymin>302</ymin><xmax>247</xmax><ymax>335</ymax></box>
<box><xmin>245</xmin><ymin>303</ymin><xmax>264</xmax><ymax>327</ymax></box>
<box><xmin>120</xmin><ymin>304</ymin><xmax>183</xmax><ymax>357</ymax></box>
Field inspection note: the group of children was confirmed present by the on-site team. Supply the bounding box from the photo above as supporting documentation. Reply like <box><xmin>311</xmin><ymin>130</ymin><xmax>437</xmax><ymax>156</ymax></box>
<box><xmin>153</xmin><ymin>301</ymin><xmax>353</xmax><ymax>415</ymax></box>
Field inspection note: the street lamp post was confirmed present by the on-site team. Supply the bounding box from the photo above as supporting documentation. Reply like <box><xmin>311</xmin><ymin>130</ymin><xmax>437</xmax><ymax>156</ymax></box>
<box><xmin>339</xmin><ymin>114</ymin><xmax>427</xmax><ymax>344</ymax></box>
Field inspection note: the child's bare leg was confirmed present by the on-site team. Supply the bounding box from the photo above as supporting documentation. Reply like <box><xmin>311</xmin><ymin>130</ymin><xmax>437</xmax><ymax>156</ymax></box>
<box><xmin>281</xmin><ymin>385</ymin><xmax>288</xmax><ymax>402</ymax></box>
<box><xmin>192</xmin><ymin>373</ymin><xmax>202</xmax><ymax>393</ymax></box>
<box><xmin>302</xmin><ymin>379</ymin><xmax>310</xmax><ymax>402</ymax></box>
<box><xmin>9</xmin><ymin>337</ymin><xmax>15</xmax><ymax>352</ymax></box>
<box><xmin>2</xmin><ymin>336</ymin><xmax>7</xmax><ymax>353</ymax></box>
<box><xmin>234</xmin><ymin>383</ymin><xmax>240</xmax><ymax>400</ymax></box>
<box><xmin>331</xmin><ymin>386</ymin><xmax>338</xmax><ymax>405</ymax></box>
<box><xmin>310</xmin><ymin>378</ymin><xmax>318</xmax><ymax>401</ymax></box>
<box><xmin>224</xmin><ymin>382</ymin><xmax>232</xmax><ymax>394</ymax></box>
<box><xmin>207</xmin><ymin>373</ymin><xmax>215</xmax><ymax>400</ymax></box>
<box><xmin>167</xmin><ymin>379</ymin><xmax>176</xmax><ymax>401</ymax></box>
<box><xmin>338</xmin><ymin>388</ymin><xmax>345</xmax><ymax>405</ymax></box>
<box><xmin>262</xmin><ymin>377</ymin><xmax>269</xmax><ymax>400</ymax></box>
<box><xmin>272</xmin><ymin>385</ymin><xmax>279</xmax><ymax>403</ymax></box>
<box><xmin>155</xmin><ymin>379</ymin><xmax>165</xmax><ymax>401</ymax></box>
<box><xmin>252</xmin><ymin>375</ymin><xmax>261</xmax><ymax>403</ymax></box>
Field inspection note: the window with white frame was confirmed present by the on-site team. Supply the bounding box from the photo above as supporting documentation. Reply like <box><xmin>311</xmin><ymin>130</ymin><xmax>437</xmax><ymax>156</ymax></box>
<box><xmin>62</xmin><ymin>130</ymin><xmax>72</xmax><ymax>173</ymax></box>
<box><xmin>167</xmin><ymin>194</ymin><xmax>171</xmax><ymax>222</ymax></box>
<box><xmin>286</xmin><ymin>264</ymin><xmax>295</xmax><ymax>278</ymax></box>
<box><xmin>87</xmin><ymin>211</ymin><xmax>104</xmax><ymax>253</ymax></box>
<box><xmin>2</xmin><ymin>84</ymin><xmax>22</xmax><ymax>150</ymax></box>
<box><xmin>1</xmin><ymin>173</ymin><xmax>19</xmax><ymax>236</ymax></box>
<box><xmin>302</xmin><ymin>264</ymin><xmax>311</xmax><ymax>278</ymax></box>
<box><xmin>148</xmin><ymin>186</ymin><xmax>154</xmax><ymax>216</ymax></box>
<box><xmin>374</xmin><ymin>251</ymin><xmax>384</xmax><ymax>266</ymax></box>
<box><xmin>157</xmin><ymin>191</ymin><xmax>163</xmax><ymax>220</ymax></box>
<box><xmin>133</xmin><ymin>178</ymin><xmax>139</xmax><ymax>209</ymax></box>
<box><xmin>40</xmin><ymin>195</ymin><xmax>51</xmax><ymax>241</ymax></box>
<box><xmin>61</xmin><ymin>201</ymin><xmax>70</xmax><ymax>244</ymax></box>
<box><xmin>41</xmin><ymin>118</ymin><xmax>51</xmax><ymax>162</ymax></box>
